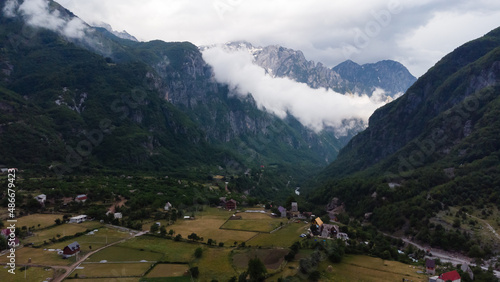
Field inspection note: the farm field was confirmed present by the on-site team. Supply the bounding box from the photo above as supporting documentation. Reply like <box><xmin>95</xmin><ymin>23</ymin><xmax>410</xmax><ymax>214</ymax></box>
<box><xmin>164</xmin><ymin>208</ymin><xmax>258</xmax><ymax>244</ymax></box>
<box><xmin>232</xmin><ymin>248</ymin><xmax>288</xmax><ymax>270</ymax></box>
<box><xmin>15</xmin><ymin>213</ymin><xmax>64</xmax><ymax>230</ymax></box>
<box><xmin>50</xmin><ymin>226</ymin><xmax>132</xmax><ymax>251</ymax></box>
<box><xmin>0</xmin><ymin>266</ymin><xmax>53</xmax><ymax>282</ymax></box>
<box><xmin>71</xmin><ymin>262</ymin><xmax>153</xmax><ymax>278</ymax></box>
<box><xmin>118</xmin><ymin>236</ymin><xmax>200</xmax><ymax>262</ymax></box>
<box><xmin>248</xmin><ymin>222</ymin><xmax>309</xmax><ymax>247</ymax></box>
<box><xmin>86</xmin><ymin>245</ymin><xmax>163</xmax><ymax>262</ymax></box>
<box><xmin>221</xmin><ymin>212</ymin><xmax>286</xmax><ymax>232</ymax></box>
<box><xmin>193</xmin><ymin>247</ymin><xmax>237</xmax><ymax>281</ymax></box>
<box><xmin>24</xmin><ymin>221</ymin><xmax>102</xmax><ymax>246</ymax></box>
<box><xmin>0</xmin><ymin>245</ymin><xmax>74</xmax><ymax>266</ymax></box>
<box><xmin>145</xmin><ymin>263</ymin><xmax>189</xmax><ymax>278</ymax></box>
<box><xmin>71</xmin><ymin>279</ymin><xmax>139</xmax><ymax>282</ymax></box>
<box><xmin>322</xmin><ymin>255</ymin><xmax>426</xmax><ymax>282</ymax></box>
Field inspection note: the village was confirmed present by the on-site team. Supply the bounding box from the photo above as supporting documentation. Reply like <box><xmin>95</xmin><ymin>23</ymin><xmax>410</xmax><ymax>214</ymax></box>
<box><xmin>0</xmin><ymin>184</ymin><xmax>488</xmax><ymax>282</ymax></box>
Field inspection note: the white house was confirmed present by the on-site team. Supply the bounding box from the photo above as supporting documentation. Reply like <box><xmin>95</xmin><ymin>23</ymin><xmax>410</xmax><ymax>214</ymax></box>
<box><xmin>114</xmin><ymin>212</ymin><xmax>122</xmax><ymax>219</ymax></box>
<box><xmin>35</xmin><ymin>194</ymin><xmax>46</xmax><ymax>204</ymax></box>
<box><xmin>164</xmin><ymin>202</ymin><xmax>172</xmax><ymax>211</ymax></box>
<box><xmin>69</xmin><ymin>215</ymin><xmax>87</xmax><ymax>223</ymax></box>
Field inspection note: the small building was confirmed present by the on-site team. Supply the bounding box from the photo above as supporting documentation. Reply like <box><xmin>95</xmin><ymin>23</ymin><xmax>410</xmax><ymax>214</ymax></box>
<box><xmin>436</xmin><ymin>270</ymin><xmax>461</xmax><ymax>282</ymax></box>
<box><xmin>314</xmin><ymin>217</ymin><xmax>324</xmax><ymax>227</ymax></box>
<box><xmin>114</xmin><ymin>212</ymin><xmax>122</xmax><ymax>219</ymax></box>
<box><xmin>35</xmin><ymin>194</ymin><xmax>46</xmax><ymax>204</ymax></box>
<box><xmin>291</xmin><ymin>202</ymin><xmax>298</xmax><ymax>212</ymax></box>
<box><xmin>460</xmin><ymin>264</ymin><xmax>473</xmax><ymax>280</ymax></box>
<box><xmin>69</xmin><ymin>215</ymin><xmax>87</xmax><ymax>224</ymax></box>
<box><xmin>278</xmin><ymin>206</ymin><xmax>287</xmax><ymax>218</ymax></box>
<box><xmin>62</xmin><ymin>242</ymin><xmax>80</xmax><ymax>258</ymax></box>
<box><xmin>226</xmin><ymin>199</ymin><xmax>237</xmax><ymax>210</ymax></box>
<box><xmin>425</xmin><ymin>258</ymin><xmax>436</xmax><ymax>275</ymax></box>
<box><xmin>75</xmin><ymin>194</ymin><xmax>88</xmax><ymax>203</ymax></box>
<box><xmin>0</xmin><ymin>229</ymin><xmax>20</xmax><ymax>247</ymax></box>
<box><xmin>164</xmin><ymin>202</ymin><xmax>172</xmax><ymax>211</ymax></box>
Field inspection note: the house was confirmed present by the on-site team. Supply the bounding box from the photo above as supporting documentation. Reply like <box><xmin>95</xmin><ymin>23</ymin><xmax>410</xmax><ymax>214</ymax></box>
<box><xmin>62</xmin><ymin>241</ymin><xmax>80</xmax><ymax>258</ymax></box>
<box><xmin>291</xmin><ymin>202</ymin><xmax>298</xmax><ymax>212</ymax></box>
<box><xmin>225</xmin><ymin>199</ymin><xmax>237</xmax><ymax>210</ymax></box>
<box><xmin>320</xmin><ymin>224</ymin><xmax>339</xmax><ymax>238</ymax></box>
<box><xmin>425</xmin><ymin>258</ymin><xmax>436</xmax><ymax>275</ymax></box>
<box><xmin>436</xmin><ymin>270</ymin><xmax>461</xmax><ymax>282</ymax></box>
<box><xmin>314</xmin><ymin>217</ymin><xmax>324</xmax><ymax>227</ymax></box>
<box><xmin>75</xmin><ymin>194</ymin><xmax>87</xmax><ymax>203</ymax></box>
<box><xmin>278</xmin><ymin>206</ymin><xmax>287</xmax><ymax>218</ymax></box>
<box><xmin>34</xmin><ymin>194</ymin><xmax>46</xmax><ymax>205</ymax></box>
<box><xmin>0</xmin><ymin>229</ymin><xmax>20</xmax><ymax>247</ymax></box>
<box><xmin>164</xmin><ymin>202</ymin><xmax>172</xmax><ymax>211</ymax></box>
<box><xmin>114</xmin><ymin>212</ymin><xmax>122</xmax><ymax>219</ymax></box>
<box><xmin>69</xmin><ymin>215</ymin><xmax>87</xmax><ymax>223</ymax></box>
<box><xmin>460</xmin><ymin>264</ymin><xmax>473</xmax><ymax>280</ymax></box>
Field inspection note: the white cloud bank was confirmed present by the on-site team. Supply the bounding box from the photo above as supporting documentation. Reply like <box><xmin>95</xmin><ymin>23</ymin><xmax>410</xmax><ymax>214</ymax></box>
<box><xmin>3</xmin><ymin>0</ymin><xmax>88</xmax><ymax>39</ymax></box>
<box><xmin>202</xmin><ymin>47</ymin><xmax>387</xmax><ymax>134</ymax></box>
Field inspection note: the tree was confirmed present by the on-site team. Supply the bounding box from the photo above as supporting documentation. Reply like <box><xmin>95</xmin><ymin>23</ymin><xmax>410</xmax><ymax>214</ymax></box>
<box><xmin>247</xmin><ymin>257</ymin><xmax>267</xmax><ymax>281</ymax></box>
<box><xmin>189</xmin><ymin>266</ymin><xmax>199</xmax><ymax>278</ymax></box>
<box><xmin>54</xmin><ymin>218</ymin><xmax>62</xmax><ymax>225</ymax></box>
<box><xmin>218</xmin><ymin>242</ymin><xmax>224</xmax><ymax>247</ymax></box>
<box><xmin>159</xmin><ymin>226</ymin><xmax>167</xmax><ymax>237</ymax></box>
<box><xmin>194</xmin><ymin>247</ymin><xmax>203</xmax><ymax>258</ymax></box>
<box><xmin>150</xmin><ymin>223</ymin><xmax>159</xmax><ymax>233</ymax></box>
<box><xmin>174</xmin><ymin>234</ymin><xmax>182</xmax><ymax>241</ymax></box>
<box><xmin>207</xmin><ymin>238</ymin><xmax>213</xmax><ymax>245</ymax></box>
<box><xmin>188</xmin><ymin>232</ymin><xmax>200</xmax><ymax>242</ymax></box>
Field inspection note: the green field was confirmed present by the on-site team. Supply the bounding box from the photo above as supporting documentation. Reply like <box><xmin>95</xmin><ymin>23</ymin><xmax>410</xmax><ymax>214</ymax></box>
<box><xmin>49</xmin><ymin>226</ymin><xmax>131</xmax><ymax>251</ymax></box>
<box><xmin>118</xmin><ymin>236</ymin><xmax>201</xmax><ymax>262</ymax></box>
<box><xmin>164</xmin><ymin>208</ymin><xmax>258</xmax><ymax>244</ymax></box>
<box><xmin>221</xmin><ymin>212</ymin><xmax>286</xmax><ymax>232</ymax></box>
<box><xmin>248</xmin><ymin>221</ymin><xmax>309</xmax><ymax>247</ymax></box>
<box><xmin>72</xmin><ymin>262</ymin><xmax>153</xmax><ymax>278</ymax></box>
<box><xmin>0</xmin><ymin>266</ymin><xmax>53</xmax><ymax>282</ymax></box>
<box><xmin>24</xmin><ymin>221</ymin><xmax>102</xmax><ymax>246</ymax></box>
<box><xmin>192</xmin><ymin>247</ymin><xmax>237</xmax><ymax>281</ymax></box>
<box><xmin>15</xmin><ymin>213</ymin><xmax>65</xmax><ymax>230</ymax></box>
<box><xmin>145</xmin><ymin>263</ymin><xmax>189</xmax><ymax>277</ymax></box>
<box><xmin>0</xmin><ymin>245</ymin><xmax>75</xmax><ymax>266</ymax></box>
<box><xmin>232</xmin><ymin>248</ymin><xmax>288</xmax><ymax>270</ymax></box>
<box><xmin>321</xmin><ymin>255</ymin><xmax>427</xmax><ymax>282</ymax></box>
<box><xmin>86</xmin><ymin>246</ymin><xmax>164</xmax><ymax>262</ymax></box>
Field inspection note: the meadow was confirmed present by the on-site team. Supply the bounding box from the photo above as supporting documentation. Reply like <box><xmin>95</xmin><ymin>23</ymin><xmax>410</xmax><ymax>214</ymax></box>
<box><xmin>118</xmin><ymin>236</ymin><xmax>201</xmax><ymax>263</ymax></box>
<box><xmin>145</xmin><ymin>263</ymin><xmax>189</xmax><ymax>278</ymax></box>
<box><xmin>86</xmin><ymin>245</ymin><xmax>163</xmax><ymax>262</ymax></box>
<box><xmin>23</xmin><ymin>221</ymin><xmax>102</xmax><ymax>246</ymax></box>
<box><xmin>15</xmin><ymin>213</ymin><xmax>64</xmax><ymax>230</ymax></box>
<box><xmin>0</xmin><ymin>266</ymin><xmax>53</xmax><ymax>282</ymax></box>
<box><xmin>221</xmin><ymin>212</ymin><xmax>286</xmax><ymax>232</ymax></box>
<box><xmin>248</xmin><ymin>221</ymin><xmax>309</xmax><ymax>247</ymax></box>
<box><xmin>72</xmin><ymin>262</ymin><xmax>153</xmax><ymax>278</ymax></box>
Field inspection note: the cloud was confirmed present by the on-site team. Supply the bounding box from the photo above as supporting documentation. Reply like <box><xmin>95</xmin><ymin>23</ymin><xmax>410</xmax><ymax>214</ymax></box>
<box><xmin>3</xmin><ymin>0</ymin><xmax>88</xmax><ymax>39</ymax></box>
<box><xmin>56</xmin><ymin>0</ymin><xmax>500</xmax><ymax>77</ymax></box>
<box><xmin>202</xmin><ymin>46</ymin><xmax>387</xmax><ymax>134</ymax></box>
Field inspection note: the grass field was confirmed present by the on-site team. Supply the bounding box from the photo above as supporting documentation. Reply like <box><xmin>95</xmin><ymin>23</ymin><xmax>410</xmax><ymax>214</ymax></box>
<box><xmin>248</xmin><ymin>221</ymin><xmax>309</xmax><ymax>247</ymax></box>
<box><xmin>164</xmin><ymin>208</ymin><xmax>258</xmax><ymax>244</ymax></box>
<box><xmin>50</xmin><ymin>226</ymin><xmax>131</xmax><ymax>251</ymax></box>
<box><xmin>15</xmin><ymin>213</ymin><xmax>64</xmax><ymax>230</ymax></box>
<box><xmin>0</xmin><ymin>266</ymin><xmax>53</xmax><ymax>282</ymax></box>
<box><xmin>24</xmin><ymin>221</ymin><xmax>101</xmax><ymax>246</ymax></box>
<box><xmin>72</xmin><ymin>279</ymin><xmax>139</xmax><ymax>282</ymax></box>
<box><xmin>221</xmin><ymin>212</ymin><xmax>286</xmax><ymax>232</ymax></box>
<box><xmin>146</xmin><ymin>263</ymin><xmax>189</xmax><ymax>277</ymax></box>
<box><xmin>192</xmin><ymin>247</ymin><xmax>237</xmax><ymax>281</ymax></box>
<box><xmin>86</xmin><ymin>246</ymin><xmax>163</xmax><ymax>262</ymax></box>
<box><xmin>118</xmin><ymin>236</ymin><xmax>200</xmax><ymax>263</ymax></box>
<box><xmin>72</xmin><ymin>262</ymin><xmax>153</xmax><ymax>278</ymax></box>
<box><xmin>232</xmin><ymin>248</ymin><xmax>288</xmax><ymax>270</ymax></box>
<box><xmin>321</xmin><ymin>255</ymin><xmax>427</xmax><ymax>282</ymax></box>
<box><xmin>0</xmin><ymin>246</ymin><xmax>75</xmax><ymax>266</ymax></box>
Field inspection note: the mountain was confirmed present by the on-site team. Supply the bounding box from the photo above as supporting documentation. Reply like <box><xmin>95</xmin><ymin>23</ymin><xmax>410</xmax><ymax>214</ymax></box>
<box><xmin>0</xmin><ymin>0</ymin><xmax>345</xmax><ymax>198</ymax></box>
<box><xmin>220</xmin><ymin>41</ymin><xmax>416</xmax><ymax>97</ymax></box>
<box><xmin>309</xmin><ymin>27</ymin><xmax>500</xmax><ymax>255</ymax></box>
<box><xmin>91</xmin><ymin>22</ymin><xmax>139</xmax><ymax>42</ymax></box>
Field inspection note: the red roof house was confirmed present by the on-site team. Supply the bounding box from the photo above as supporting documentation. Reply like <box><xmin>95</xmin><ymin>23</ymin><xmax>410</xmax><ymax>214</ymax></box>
<box><xmin>437</xmin><ymin>270</ymin><xmax>461</xmax><ymax>282</ymax></box>
<box><xmin>62</xmin><ymin>241</ymin><xmax>80</xmax><ymax>258</ymax></box>
<box><xmin>75</xmin><ymin>194</ymin><xmax>88</xmax><ymax>203</ymax></box>
<box><xmin>225</xmin><ymin>199</ymin><xmax>237</xmax><ymax>210</ymax></box>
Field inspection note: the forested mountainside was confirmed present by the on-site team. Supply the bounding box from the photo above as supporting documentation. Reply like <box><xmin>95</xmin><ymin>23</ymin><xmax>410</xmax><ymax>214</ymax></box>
<box><xmin>309</xmin><ymin>26</ymin><xmax>500</xmax><ymax>255</ymax></box>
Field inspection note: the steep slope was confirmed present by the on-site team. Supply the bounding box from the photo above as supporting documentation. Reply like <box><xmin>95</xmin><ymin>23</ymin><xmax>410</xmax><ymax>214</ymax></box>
<box><xmin>0</xmin><ymin>0</ymin><xmax>343</xmax><ymax>198</ymax></box>
<box><xmin>309</xmin><ymin>27</ymin><xmax>500</xmax><ymax>255</ymax></box>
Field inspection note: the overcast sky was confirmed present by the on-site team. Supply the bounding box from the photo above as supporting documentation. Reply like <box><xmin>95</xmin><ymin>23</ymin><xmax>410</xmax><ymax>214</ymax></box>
<box><xmin>55</xmin><ymin>0</ymin><xmax>500</xmax><ymax>77</ymax></box>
